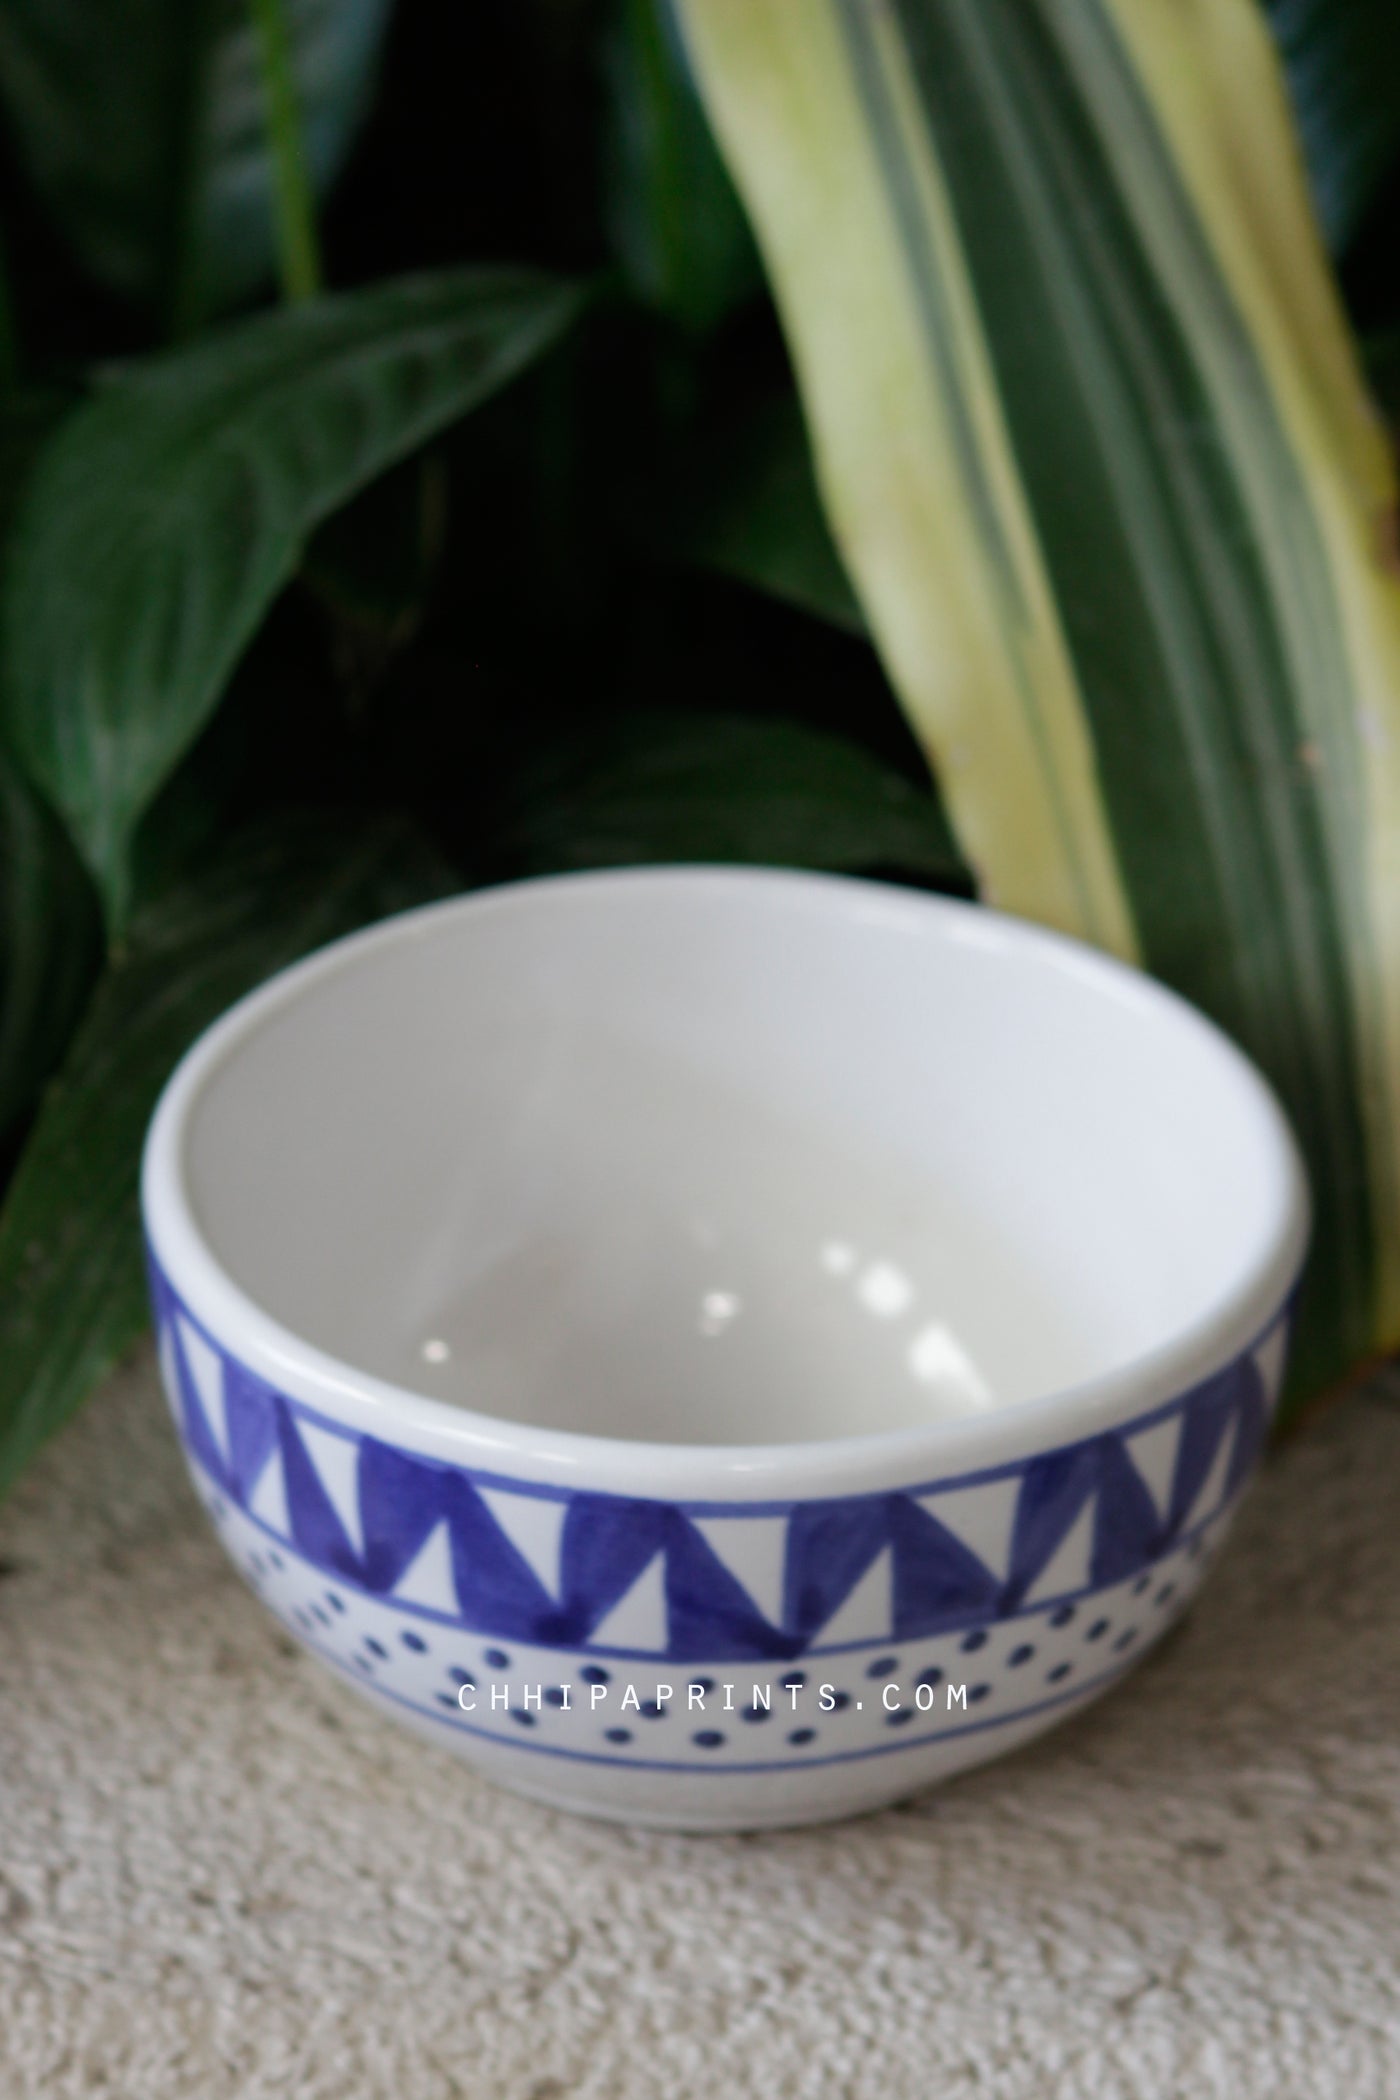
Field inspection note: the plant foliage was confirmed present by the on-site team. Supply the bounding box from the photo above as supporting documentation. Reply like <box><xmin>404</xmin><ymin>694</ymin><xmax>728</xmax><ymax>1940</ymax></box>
<box><xmin>0</xmin><ymin>0</ymin><xmax>1394</xmax><ymax>1489</ymax></box>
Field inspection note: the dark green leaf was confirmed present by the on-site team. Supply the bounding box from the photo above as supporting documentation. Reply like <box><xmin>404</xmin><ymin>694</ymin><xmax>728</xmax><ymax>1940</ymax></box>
<box><xmin>0</xmin><ymin>267</ymin><xmax>584</xmax><ymax>925</ymax></box>
<box><xmin>685</xmin><ymin>395</ymin><xmax>867</xmax><ymax>634</ymax></box>
<box><xmin>497</xmin><ymin>709</ymin><xmax>964</xmax><ymax>882</ymax></box>
<box><xmin>0</xmin><ymin>388</ymin><xmax>102</xmax><ymax>1145</ymax></box>
<box><xmin>248</xmin><ymin>0</ymin><xmax>326</xmax><ymax>306</ymax></box>
<box><xmin>602</xmin><ymin>0</ymin><xmax>760</xmax><ymax>331</ymax></box>
<box><xmin>0</xmin><ymin>385</ymin><xmax>80</xmax><ymax>534</ymax></box>
<box><xmin>302</xmin><ymin>450</ymin><xmax>448</xmax><ymax>663</ymax></box>
<box><xmin>1362</xmin><ymin>326</ymin><xmax>1400</xmax><ymax>428</ymax></box>
<box><xmin>0</xmin><ymin>753</ymin><xmax>100</xmax><ymax>1146</ymax></box>
<box><xmin>1267</xmin><ymin>0</ymin><xmax>1400</xmax><ymax>251</ymax></box>
<box><xmin>0</xmin><ymin>808</ymin><xmax>455</xmax><ymax>1503</ymax></box>
<box><xmin>0</xmin><ymin>0</ymin><xmax>392</xmax><ymax>325</ymax></box>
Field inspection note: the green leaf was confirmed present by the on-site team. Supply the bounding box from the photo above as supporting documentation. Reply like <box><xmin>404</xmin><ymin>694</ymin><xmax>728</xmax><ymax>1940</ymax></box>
<box><xmin>685</xmin><ymin>394</ymin><xmax>867</xmax><ymax>633</ymax></box>
<box><xmin>1362</xmin><ymin>326</ymin><xmax>1400</xmax><ymax>427</ymax></box>
<box><xmin>602</xmin><ymin>0</ymin><xmax>760</xmax><ymax>331</ymax></box>
<box><xmin>496</xmin><ymin>709</ymin><xmax>965</xmax><ymax>883</ymax></box>
<box><xmin>0</xmin><ymin>388</ymin><xmax>102</xmax><ymax>1146</ymax></box>
<box><xmin>1266</xmin><ymin>0</ymin><xmax>1400</xmax><ymax>252</ymax></box>
<box><xmin>0</xmin><ymin>753</ymin><xmax>100</xmax><ymax>1147</ymax></box>
<box><xmin>0</xmin><ymin>0</ymin><xmax>392</xmax><ymax>326</ymax></box>
<box><xmin>0</xmin><ymin>267</ymin><xmax>584</xmax><ymax>926</ymax></box>
<box><xmin>0</xmin><ymin>808</ymin><xmax>455</xmax><ymax>1504</ymax></box>
<box><xmin>301</xmin><ymin>450</ymin><xmax>448</xmax><ymax>662</ymax></box>
<box><xmin>248</xmin><ymin>0</ymin><xmax>326</xmax><ymax>305</ymax></box>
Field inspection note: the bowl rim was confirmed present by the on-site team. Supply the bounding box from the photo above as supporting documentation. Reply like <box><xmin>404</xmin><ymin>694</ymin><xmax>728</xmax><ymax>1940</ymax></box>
<box><xmin>141</xmin><ymin>864</ymin><xmax>1312</xmax><ymax>1496</ymax></box>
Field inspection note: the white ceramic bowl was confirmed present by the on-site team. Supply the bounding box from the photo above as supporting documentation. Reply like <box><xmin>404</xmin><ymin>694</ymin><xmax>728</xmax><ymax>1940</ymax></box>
<box><xmin>141</xmin><ymin>867</ymin><xmax>1308</xmax><ymax>1830</ymax></box>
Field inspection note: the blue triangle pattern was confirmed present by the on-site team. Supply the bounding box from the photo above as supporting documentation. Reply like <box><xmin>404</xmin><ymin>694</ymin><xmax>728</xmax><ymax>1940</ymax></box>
<box><xmin>357</xmin><ymin>1436</ymin><xmax>451</xmax><ymax>1591</ymax></box>
<box><xmin>222</xmin><ymin>1362</ymin><xmax>278</xmax><ymax>1504</ymax></box>
<box><xmin>1092</xmin><ymin>1436</ymin><xmax>1165</xmax><ymax>1584</ymax></box>
<box><xmin>668</xmin><ymin>1519</ymin><xmax>796</xmax><ymax>1660</ymax></box>
<box><xmin>173</xmin><ymin>1323</ymin><xmax>231</xmax><ymax>1493</ymax></box>
<box><xmin>1226</xmin><ymin>1373</ymin><xmax>1268</xmax><ymax>1502</ymax></box>
<box><xmin>890</xmin><ymin>1497</ymin><xmax>1003</xmax><ymax>1636</ymax></box>
<box><xmin>1007</xmin><ymin>1442</ymin><xmax>1099</xmax><ymax>1605</ymax></box>
<box><xmin>279</xmin><ymin>1407</ymin><xmax>364</xmax><ymax>1580</ymax></box>
<box><xmin>561</xmin><ymin>1493</ymin><xmax>672</xmax><ymax>1643</ymax></box>
<box><xmin>785</xmin><ymin>1496</ymin><xmax>892</xmax><ymax>1643</ymax></box>
<box><xmin>149</xmin><ymin>1252</ymin><xmax>1288</xmax><ymax>1659</ymax></box>
<box><xmin>1168</xmin><ymin>1360</ymin><xmax>1241</xmax><ymax>1532</ymax></box>
<box><xmin>448</xmin><ymin>1473</ymin><xmax>567</xmax><ymax>1640</ymax></box>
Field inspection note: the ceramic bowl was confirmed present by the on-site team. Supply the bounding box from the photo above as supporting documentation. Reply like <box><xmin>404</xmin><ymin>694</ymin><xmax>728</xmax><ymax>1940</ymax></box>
<box><xmin>141</xmin><ymin>867</ymin><xmax>1308</xmax><ymax>1830</ymax></box>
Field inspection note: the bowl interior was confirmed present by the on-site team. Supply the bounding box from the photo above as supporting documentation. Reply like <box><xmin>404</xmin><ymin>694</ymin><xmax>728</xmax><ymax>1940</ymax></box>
<box><xmin>174</xmin><ymin>872</ymin><xmax>1300</xmax><ymax>1446</ymax></box>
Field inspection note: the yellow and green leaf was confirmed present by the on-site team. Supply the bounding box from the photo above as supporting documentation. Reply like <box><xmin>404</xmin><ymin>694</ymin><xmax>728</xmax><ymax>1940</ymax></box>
<box><xmin>677</xmin><ymin>0</ymin><xmax>1400</xmax><ymax>1406</ymax></box>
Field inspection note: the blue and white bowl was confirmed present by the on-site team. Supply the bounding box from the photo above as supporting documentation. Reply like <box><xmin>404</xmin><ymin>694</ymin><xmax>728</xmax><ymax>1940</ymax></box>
<box><xmin>141</xmin><ymin>868</ymin><xmax>1308</xmax><ymax>1829</ymax></box>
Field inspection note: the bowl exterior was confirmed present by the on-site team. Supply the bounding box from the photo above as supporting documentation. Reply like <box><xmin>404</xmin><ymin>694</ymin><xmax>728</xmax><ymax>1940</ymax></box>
<box><xmin>146</xmin><ymin>1244</ymin><xmax>1296</xmax><ymax>1830</ymax></box>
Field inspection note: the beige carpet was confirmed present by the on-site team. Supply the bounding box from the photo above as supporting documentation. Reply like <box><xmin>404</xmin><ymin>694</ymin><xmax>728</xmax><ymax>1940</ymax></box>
<box><xmin>2</xmin><ymin>1347</ymin><xmax>1399</xmax><ymax>2098</ymax></box>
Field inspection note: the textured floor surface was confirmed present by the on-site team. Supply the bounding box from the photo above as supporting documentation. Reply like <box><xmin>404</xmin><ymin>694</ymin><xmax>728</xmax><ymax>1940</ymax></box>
<box><xmin>2</xmin><ymin>1348</ymin><xmax>1399</xmax><ymax>2099</ymax></box>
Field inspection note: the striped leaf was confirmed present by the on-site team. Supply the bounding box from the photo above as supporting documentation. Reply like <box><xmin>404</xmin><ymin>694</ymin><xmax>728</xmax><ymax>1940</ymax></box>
<box><xmin>677</xmin><ymin>0</ymin><xmax>1400</xmax><ymax>1405</ymax></box>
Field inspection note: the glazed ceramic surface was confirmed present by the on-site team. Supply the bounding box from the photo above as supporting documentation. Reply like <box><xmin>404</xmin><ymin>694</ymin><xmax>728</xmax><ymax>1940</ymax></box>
<box><xmin>141</xmin><ymin>868</ymin><xmax>1309</xmax><ymax>1829</ymax></box>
